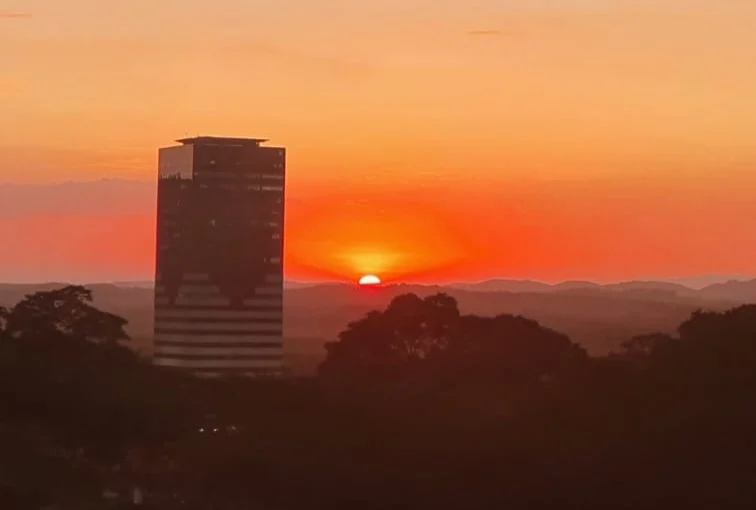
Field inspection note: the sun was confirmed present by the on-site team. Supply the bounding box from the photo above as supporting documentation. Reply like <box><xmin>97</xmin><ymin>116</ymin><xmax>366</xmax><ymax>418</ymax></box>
<box><xmin>358</xmin><ymin>274</ymin><xmax>382</xmax><ymax>286</ymax></box>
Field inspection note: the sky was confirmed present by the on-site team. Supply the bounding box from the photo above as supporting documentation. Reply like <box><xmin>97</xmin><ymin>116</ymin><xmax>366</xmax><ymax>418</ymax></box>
<box><xmin>1</xmin><ymin>0</ymin><xmax>755</xmax><ymax>283</ymax></box>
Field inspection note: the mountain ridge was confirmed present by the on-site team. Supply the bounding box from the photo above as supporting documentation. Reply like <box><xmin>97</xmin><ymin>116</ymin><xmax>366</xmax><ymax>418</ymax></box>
<box><xmin>2</xmin><ymin>278</ymin><xmax>755</xmax><ymax>302</ymax></box>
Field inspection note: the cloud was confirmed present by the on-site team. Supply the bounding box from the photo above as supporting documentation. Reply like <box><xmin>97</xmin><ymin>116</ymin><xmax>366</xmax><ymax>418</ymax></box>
<box><xmin>0</xmin><ymin>11</ymin><xmax>32</xmax><ymax>19</ymax></box>
<box><xmin>467</xmin><ymin>29</ymin><xmax>505</xmax><ymax>37</ymax></box>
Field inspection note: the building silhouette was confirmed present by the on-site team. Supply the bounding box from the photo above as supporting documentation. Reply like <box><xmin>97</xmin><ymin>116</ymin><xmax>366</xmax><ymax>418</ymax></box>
<box><xmin>153</xmin><ymin>136</ymin><xmax>285</xmax><ymax>376</ymax></box>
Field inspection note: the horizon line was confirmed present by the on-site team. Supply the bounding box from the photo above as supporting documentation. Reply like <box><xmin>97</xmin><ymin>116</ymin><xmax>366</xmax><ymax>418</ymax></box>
<box><xmin>0</xmin><ymin>274</ymin><xmax>753</xmax><ymax>289</ymax></box>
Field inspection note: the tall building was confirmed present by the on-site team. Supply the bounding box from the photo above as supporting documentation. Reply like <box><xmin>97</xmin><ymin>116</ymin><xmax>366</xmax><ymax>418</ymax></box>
<box><xmin>153</xmin><ymin>136</ymin><xmax>285</xmax><ymax>376</ymax></box>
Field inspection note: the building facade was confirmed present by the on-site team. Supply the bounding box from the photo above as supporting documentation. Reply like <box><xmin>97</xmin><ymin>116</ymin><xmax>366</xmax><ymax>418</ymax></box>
<box><xmin>153</xmin><ymin>136</ymin><xmax>285</xmax><ymax>376</ymax></box>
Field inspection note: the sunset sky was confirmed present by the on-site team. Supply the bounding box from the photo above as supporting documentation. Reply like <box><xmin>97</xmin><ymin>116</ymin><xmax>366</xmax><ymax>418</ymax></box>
<box><xmin>1</xmin><ymin>0</ymin><xmax>755</xmax><ymax>283</ymax></box>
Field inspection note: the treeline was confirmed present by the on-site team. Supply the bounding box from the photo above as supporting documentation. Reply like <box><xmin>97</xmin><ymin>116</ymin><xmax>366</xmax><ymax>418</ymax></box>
<box><xmin>2</xmin><ymin>287</ymin><xmax>756</xmax><ymax>509</ymax></box>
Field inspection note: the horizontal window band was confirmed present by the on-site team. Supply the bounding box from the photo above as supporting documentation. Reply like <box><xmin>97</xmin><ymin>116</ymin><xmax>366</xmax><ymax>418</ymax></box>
<box><xmin>193</xmin><ymin>367</ymin><xmax>286</xmax><ymax>372</ymax></box>
<box><xmin>155</xmin><ymin>298</ymin><xmax>283</xmax><ymax>304</ymax></box>
<box><xmin>154</xmin><ymin>317</ymin><xmax>282</xmax><ymax>324</ymax></box>
<box><xmin>154</xmin><ymin>346</ymin><xmax>282</xmax><ymax>357</ymax></box>
<box><xmin>245</xmin><ymin>289</ymin><xmax>283</xmax><ymax>297</ymax></box>
<box><xmin>192</xmin><ymin>369</ymin><xmax>285</xmax><ymax>377</ymax></box>
<box><xmin>155</xmin><ymin>340</ymin><xmax>282</xmax><ymax>349</ymax></box>
<box><xmin>173</xmin><ymin>285</ymin><xmax>222</xmax><ymax>293</ymax></box>
<box><xmin>170</xmin><ymin>298</ymin><xmax>232</xmax><ymax>306</ymax></box>
<box><xmin>155</xmin><ymin>309</ymin><xmax>282</xmax><ymax>320</ymax></box>
<box><xmin>155</xmin><ymin>328</ymin><xmax>283</xmax><ymax>336</ymax></box>
<box><xmin>154</xmin><ymin>358</ymin><xmax>284</xmax><ymax>369</ymax></box>
<box><xmin>166</xmin><ymin>280</ymin><xmax>282</xmax><ymax>290</ymax></box>
<box><xmin>155</xmin><ymin>333</ymin><xmax>282</xmax><ymax>344</ymax></box>
<box><xmin>155</xmin><ymin>286</ymin><xmax>283</xmax><ymax>296</ymax></box>
<box><xmin>155</xmin><ymin>354</ymin><xmax>282</xmax><ymax>362</ymax></box>
<box><xmin>154</xmin><ymin>304</ymin><xmax>282</xmax><ymax>312</ymax></box>
<box><xmin>155</xmin><ymin>321</ymin><xmax>280</xmax><ymax>332</ymax></box>
<box><xmin>154</xmin><ymin>295</ymin><xmax>283</xmax><ymax>302</ymax></box>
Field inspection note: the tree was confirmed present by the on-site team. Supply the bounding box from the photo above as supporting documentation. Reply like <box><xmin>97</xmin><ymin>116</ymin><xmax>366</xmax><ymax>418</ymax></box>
<box><xmin>319</xmin><ymin>293</ymin><xmax>461</xmax><ymax>382</ymax></box>
<box><xmin>679</xmin><ymin>305</ymin><xmax>756</xmax><ymax>346</ymax></box>
<box><xmin>0</xmin><ymin>306</ymin><xmax>8</xmax><ymax>338</ymax></box>
<box><xmin>613</xmin><ymin>333</ymin><xmax>679</xmax><ymax>368</ymax></box>
<box><xmin>447</xmin><ymin>314</ymin><xmax>589</xmax><ymax>384</ymax></box>
<box><xmin>5</xmin><ymin>285</ymin><xmax>129</xmax><ymax>344</ymax></box>
<box><xmin>320</xmin><ymin>293</ymin><xmax>588</xmax><ymax>391</ymax></box>
<box><xmin>675</xmin><ymin>305</ymin><xmax>756</xmax><ymax>379</ymax></box>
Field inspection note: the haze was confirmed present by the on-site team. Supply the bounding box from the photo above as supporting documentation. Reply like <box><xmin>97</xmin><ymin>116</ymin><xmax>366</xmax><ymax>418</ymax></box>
<box><xmin>2</xmin><ymin>0</ymin><xmax>756</xmax><ymax>282</ymax></box>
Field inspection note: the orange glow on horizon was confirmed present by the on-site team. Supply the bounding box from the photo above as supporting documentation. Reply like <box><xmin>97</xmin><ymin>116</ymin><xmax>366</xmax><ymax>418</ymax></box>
<box><xmin>284</xmin><ymin>191</ymin><xmax>474</xmax><ymax>283</ymax></box>
<box><xmin>2</xmin><ymin>1</ymin><xmax>756</xmax><ymax>282</ymax></box>
<box><xmin>0</xmin><ymin>184</ymin><xmax>755</xmax><ymax>284</ymax></box>
<box><xmin>2</xmin><ymin>174</ymin><xmax>755</xmax><ymax>284</ymax></box>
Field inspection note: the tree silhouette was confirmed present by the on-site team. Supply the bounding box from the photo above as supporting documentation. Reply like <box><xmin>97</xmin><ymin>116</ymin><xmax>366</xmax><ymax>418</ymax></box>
<box><xmin>320</xmin><ymin>293</ymin><xmax>588</xmax><ymax>389</ymax></box>
<box><xmin>4</xmin><ymin>285</ymin><xmax>756</xmax><ymax>509</ymax></box>
<box><xmin>448</xmin><ymin>313</ymin><xmax>589</xmax><ymax>384</ymax></box>
<box><xmin>675</xmin><ymin>305</ymin><xmax>756</xmax><ymax>380</ymax></box>
<box><xmin>319</xmin><ymin>293</ymin><xmax>461</xmax><ymax>383</ymax></box>
<box><xmin>679</xmin><ymin>305</ymin><xmax>756</xmax><ymax>345</ymax></box>
<box><xmin>0</xmin><ymin>305</ymin><xmax>8</xmax><ymax>338</ymax></box>
<box><xmin>614</xmin><ymin>332</ymin><xmax>679</xmax><ymax>368</ymax></box>
<box><xmin>5</xmin><ymin>285</ymin><xmax>129</xmax><ymax>344</ymax></box>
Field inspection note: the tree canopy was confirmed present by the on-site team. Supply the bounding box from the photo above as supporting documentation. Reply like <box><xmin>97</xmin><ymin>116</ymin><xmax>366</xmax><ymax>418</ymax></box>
<box><xmin>3</xmin><ymin>285</ymin><xmax>129</xmax><ymax>344</ymax></box>
<box><xmin>320</xmin><ymin>293</ymin><xmax>589</xmax><ymax>391</ymax></box>
<box><xmin>0</xmin><ymin>305</ymin><xmax>8</xmax><ymax>338</ymax></box>
<box><xmin>3</xmin><ymin>286</ymin><xmax>756</xmax><ymax>509</ymax></box>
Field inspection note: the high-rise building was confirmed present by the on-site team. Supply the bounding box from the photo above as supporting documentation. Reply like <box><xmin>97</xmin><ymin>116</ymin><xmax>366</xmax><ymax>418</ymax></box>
<box><xmin>153</xmin><ymin>136</ymin><xmax>285</xmax><ymax>376</ymax></box>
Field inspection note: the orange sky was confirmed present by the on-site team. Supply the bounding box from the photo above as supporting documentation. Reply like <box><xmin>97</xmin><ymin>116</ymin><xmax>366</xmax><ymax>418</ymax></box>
<box><xmin>1</xmin><ymin>1</ymin><xmax>756</xmax><ymax>282</ymax></box>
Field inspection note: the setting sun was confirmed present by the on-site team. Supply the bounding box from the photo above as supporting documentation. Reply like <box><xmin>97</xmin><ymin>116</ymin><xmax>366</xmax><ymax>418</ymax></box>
<box><xmin>358</xmin><ymin>274</ymin><xmax>382</xmax><ymax>286</ymax></box>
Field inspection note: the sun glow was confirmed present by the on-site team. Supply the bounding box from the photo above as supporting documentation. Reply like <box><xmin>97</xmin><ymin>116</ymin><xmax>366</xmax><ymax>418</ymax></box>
<box><xmin>284</xmin><ymin>191</ymin><xmax>472</xmax><ymax>283</ymax></box>
<box><xmin>358</xmin><ymin>274</ymin><xmax>382</xmax><ymax>286</ymax></box>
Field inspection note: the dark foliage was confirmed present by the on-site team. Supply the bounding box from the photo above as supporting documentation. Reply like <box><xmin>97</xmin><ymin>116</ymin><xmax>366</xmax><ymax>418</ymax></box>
<box><xmin>0</xmin><ymin>306</ymin><xmax>7</xmax><ymax>339</ymax></box>
<box><xmin>2</xmin><ymin>289</ymin><xmax>756</xmax><ymax>509</ymax></box>
<box><xmin>320</xmin><ymin>294</ymin><xmax>589</xmax><ymax>406</ymax></box>
<box><xmin>4</xmin><ymin>285</ymin><xmax>129</xmax><ymax>344</ymax></box>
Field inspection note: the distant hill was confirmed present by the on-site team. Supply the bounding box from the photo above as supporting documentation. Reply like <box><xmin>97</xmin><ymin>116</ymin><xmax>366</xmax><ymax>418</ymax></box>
<box><xmin>2</xmin><ymin>279</ymin><xmax>753</xmax><ymax>375</ymax></box>
<box><xmin>699</xmin><ymin>279</ymin><xmax>756</xmax><ymax>303</ymax></box>
<box><xmin>282</xmin><ymin>283</ymin><xmax>735</xmax><ymax>354</ymax></box>
<box><xmin>451</xmin><ymin>279</ymin><xmax>702</xmax><ymax>298</ymax></box>
<box><xmin>451</xmin><ymin>280</ymin><xmax>553</xmax><ymax>293</ymax></box>
<box><xmin>661</xmin><ymin>274</ymin><xmax>755</xmax><ymax>290</ymax></box>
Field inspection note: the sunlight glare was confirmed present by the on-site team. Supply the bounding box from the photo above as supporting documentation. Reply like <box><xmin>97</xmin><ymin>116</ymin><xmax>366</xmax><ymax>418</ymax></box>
<box><xmin>358</xmin><ymin>274</ymin><xmax>382</xmax><ymax>286</ymax></box>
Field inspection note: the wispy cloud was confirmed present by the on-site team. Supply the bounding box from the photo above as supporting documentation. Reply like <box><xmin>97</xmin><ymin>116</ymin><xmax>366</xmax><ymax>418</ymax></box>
<box><xmin>467</xmin><ymin>29</ymin><xmax>505</xmax><ymax>37</ymax></box>
<box><xmin>0</xmin><ymin>11</ymin><xmax>32</xmax><ymax>19</ymax></box>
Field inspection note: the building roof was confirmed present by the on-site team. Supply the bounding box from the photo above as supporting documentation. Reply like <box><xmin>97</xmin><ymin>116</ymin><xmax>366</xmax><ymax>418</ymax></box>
<box><xmin>177</xmin><ymin>136</ymin><xmax>269</xmax><ymax>146</ymax></box>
